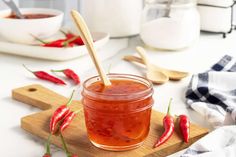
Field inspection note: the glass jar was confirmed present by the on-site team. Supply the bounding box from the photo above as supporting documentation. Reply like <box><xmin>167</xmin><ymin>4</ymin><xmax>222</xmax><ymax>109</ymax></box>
<box><xmin>82</xmin><ymin>74</ymin><xmax>154</xmax><ymax>151</ymax></box>
<box><xmin>140</xmin><ymin>0</ymin><xmax>200</xmax><ymax>50</ymax></box>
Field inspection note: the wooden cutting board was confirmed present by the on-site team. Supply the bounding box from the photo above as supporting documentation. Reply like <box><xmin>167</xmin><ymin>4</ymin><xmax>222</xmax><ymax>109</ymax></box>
<box><xmin>12</xmin><ymin>84</ymin><xmax>208</xmax><ymax>157</ymax></box>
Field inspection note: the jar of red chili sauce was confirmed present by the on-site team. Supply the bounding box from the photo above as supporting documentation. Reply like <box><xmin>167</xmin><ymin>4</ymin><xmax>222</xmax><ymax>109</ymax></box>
<box><xmin>82</xmin><ymin>74</ymin><xmax>154</xmax><ymax>151</ymax></box>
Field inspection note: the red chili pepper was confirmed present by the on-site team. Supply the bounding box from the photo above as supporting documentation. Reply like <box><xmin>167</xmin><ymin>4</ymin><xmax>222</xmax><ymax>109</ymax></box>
<box><xmin>179</xmin><ymin>114</ymin><xmax>190</xmax><ymax>143</ymax></box>
<box><xmin>66</xmin><ymin>33</ymin><xmax>84</xmax><ymax>46</ymax></box>
<box><xmin>61</xmin><ymin>30</ymin><xmax>84</xmax><ymax>46</ymax></box>
<box><xmin>32</xmin><ymin>34</ymin><xmax>76</xmax><ymax>48</ymax></box>
<box><xmin>43</xmin><ymin>134</ymin><xmax>51</xmax><ymax>157</ymax></box>
<box><xmin>60</xmin><ymin>110</ymin><xmax>76</xmax><ymax>132</ymax></box>
<box><xmin>51</xmin><ymin>69</ymin><xmax>80</xmax><ymax>85</ymax></box>
<box><xmin>23</xmin><ymin>64</ymin><xmax>66</xmax><ymax>85</ymax></box>
<box><xmin>50</xmin><ymin>90</ymin><xmax>75</xmax><ymax>134</ymax></box>
<box><xmin>50</xmin><ymin>105</ymin><xmax>70</xmax><ymax>134</ymax></box>
<box><xmin>153</xmin><ymin>98</ymin><xmax>175</xmax><ymax>148</ymax></box>
<box><xmin>60</xmin><ymin>109</ymin><xmax>81</xmax><ymax>132</ymax></box>
<box><xmin>43</xmin><ymin>39</ymin><xmax>74</xmax><ymax>48</ymax></box>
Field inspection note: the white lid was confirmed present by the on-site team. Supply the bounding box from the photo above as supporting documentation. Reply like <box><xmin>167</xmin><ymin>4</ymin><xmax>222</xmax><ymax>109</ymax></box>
<box><xmin>145</xmin><ymin>0</ymin><xmax>197</xmax><ymax>8</ymax></box>
<box><xmin>198</xmin><ymin>0</ymin><xmax>234</xmax><ymax>7</ymax></box>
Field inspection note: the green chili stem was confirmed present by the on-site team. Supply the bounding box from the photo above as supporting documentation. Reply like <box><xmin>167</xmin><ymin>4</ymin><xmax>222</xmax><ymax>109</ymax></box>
<box><xmin>22</xmin><ymin>64</ymin><xmax>34</xmax><ymax>73</ymax></box>
<box><xmin>60</xmin><ymin>30</ymin><xmax>67</xmax><ymax>36</ymax></box>
<box><xmin>167</xmin><ymin>98</ymin><xmax>173</xmax><ymax>115</ymax></box>
<box><xmin>60</xmin><ymin>132</ymin><xmax>71</xmax><ymax>157</ymax></box>
<box><xmin>31</xmin><ymin>34</ymin><xmax>48</xmax><ymax>44</ymax></box>
<box><xmin>66</xmin><ymin>90</ymin><xmax>76</xmax><ymax>107</ymax></box>
<box><xmin>63</xmin><ymin>36</ymin><xmax>78</xmax><ymax>47</ymax></box>
<box><xmin>51</xmin><ymin>69</ymin><xmax>65</xmax><ymax>73</ymax></box>
<box><xmin>74</xmin><ymin>109</ymin><xmax>82</xmax><ymax>114</ymax></box>
<box><xmin>45</xmin><ymin>134</ymin><xmax>52</xmax><ymax>155</ymax></box>
<box><xmin>107</xmin><ymin>63</ymin><xmax>112</xmax><ymax>74</ymax></box>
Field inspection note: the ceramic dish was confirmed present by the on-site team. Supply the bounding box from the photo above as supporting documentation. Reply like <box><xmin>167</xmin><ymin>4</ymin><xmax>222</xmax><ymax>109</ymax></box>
<box><xmin>0</xmin><ymin>8</ymin><xmax>64</xmax><ymax>44</ymax></box>
<box><xmin>0</xmin><ymin>31</ymin><xmax>109</xmax><ymax>61</ymax></box>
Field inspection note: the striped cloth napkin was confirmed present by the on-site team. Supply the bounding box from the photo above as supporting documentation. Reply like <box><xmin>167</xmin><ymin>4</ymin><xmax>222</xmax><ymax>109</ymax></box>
<box><xmin>186</xmin><ymin>55</ymin><xmax>236</xmax><ymax>127</ymax></box>
<box><xmin>182</xmin><ymin>55</ymin><xmax>236</xmax><ymax>157</ymax></box>
<box><xmin>181</xmin><ymin>125</ymin><xmax>236</xmax><ymax>157</ymax></box>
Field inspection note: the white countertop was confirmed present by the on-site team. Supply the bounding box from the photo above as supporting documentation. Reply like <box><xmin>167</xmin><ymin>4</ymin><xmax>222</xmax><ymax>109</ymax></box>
<box><xmin>1</xmin><ymin>31</ymin><xmax>236</xmax><ymax>156</ymax></box>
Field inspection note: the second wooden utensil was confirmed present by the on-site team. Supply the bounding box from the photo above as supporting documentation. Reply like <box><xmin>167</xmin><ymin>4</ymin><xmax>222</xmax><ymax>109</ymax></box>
<box><xmin>124</xmin><ymin>55</ymin><xmax>188</xmax><ymax>80</ymax></box>
<box><xmin>136</xmin><ymin>46</ymin><xmax>169</xmax><ymax>84</ymax></box>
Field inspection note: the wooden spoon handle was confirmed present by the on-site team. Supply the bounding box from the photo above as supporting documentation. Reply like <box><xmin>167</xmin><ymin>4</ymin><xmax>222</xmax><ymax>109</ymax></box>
<box><xmin>136</xmin><ymin>46</ymin><xmax>151</xmax><ymax>67</ymax></box>
<box><xmin>123</xmin><ymin>55</ymin><xmax>145</xmax><ymax>65</ymax></box>
<box><xmin>71</xmin><ymin>10</ymin><xmax>111</xmax><ymax>86</ymax></box>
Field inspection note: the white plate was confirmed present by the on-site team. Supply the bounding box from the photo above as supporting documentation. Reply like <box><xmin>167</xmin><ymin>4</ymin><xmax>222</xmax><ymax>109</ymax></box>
<box><xmin>0</xmin><ymin>31</ymin><xmax>109</xmax><ymax>61</ymax></box>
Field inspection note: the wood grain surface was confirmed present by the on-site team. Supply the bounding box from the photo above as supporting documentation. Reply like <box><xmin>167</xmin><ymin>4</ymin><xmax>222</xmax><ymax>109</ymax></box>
<box><xmin>12</xmin><ymin>84</ymin><xmax>209</xmax><ymax>157</ymax></box>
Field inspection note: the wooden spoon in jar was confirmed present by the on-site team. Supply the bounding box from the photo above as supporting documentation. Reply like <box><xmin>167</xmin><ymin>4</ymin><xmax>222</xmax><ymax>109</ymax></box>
<box><xmin>124</xmin><ymin>55</ymin><xmax>189</xmax><ymax>81</ymax></box>
<box><xmin>71</xmin><ymin>10</ymin><xmax>111</xmax><ymax>86</ymax></box>
<box><xmin>136</xmin><ymin>46</ymin><xmax>169</xmax><ymax>84</ymax></box>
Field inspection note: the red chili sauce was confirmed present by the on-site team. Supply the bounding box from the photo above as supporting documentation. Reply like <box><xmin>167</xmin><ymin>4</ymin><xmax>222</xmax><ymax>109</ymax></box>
<box><xmin>82</xmin><ymin>79</ymin><xmax>153</xmax><ymax>150</ymax></box>
<box><xmin>5</xmin><ymin>14</ymin><xmax>55</xmax><ymax>19</ymax></box>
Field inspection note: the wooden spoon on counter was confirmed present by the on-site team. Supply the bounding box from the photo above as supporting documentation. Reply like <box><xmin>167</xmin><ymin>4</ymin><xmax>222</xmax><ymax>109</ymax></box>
<box><xmin>71</xmin><ymin>10</ymin><xmax>111</xmax><ymax>86</ymax></box>
<box><xmin>136</xmin><ymin>46</ymin><xmax>169</xmax><ymax>84</ymax></box>
<box><xmin>124</xmin><ymin>54</ymin><xmax>188</xmax><ymax>81</ymax></box>
<box><xmin>124</xmin><ymin>48</ymin><xmax>188</xmax><ymax>80</ymax></box>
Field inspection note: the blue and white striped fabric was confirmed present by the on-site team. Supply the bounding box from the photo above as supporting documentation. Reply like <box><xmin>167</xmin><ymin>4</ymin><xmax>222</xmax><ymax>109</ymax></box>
<box><xmin>186</xmin><ymin>55</ymin><xmax>236</xmax><ymax>127</ymax></box>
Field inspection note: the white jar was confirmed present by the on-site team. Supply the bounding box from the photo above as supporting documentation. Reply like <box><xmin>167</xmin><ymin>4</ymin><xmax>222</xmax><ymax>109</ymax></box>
<box><xmin>140</xmin><ymin>0</ymin><xmax>200</xmax><ymax>50</ymax></box>
<box><xmin>80</xmin><ymin>0</ymin><xmax>143</xmax><ymax>37</ymax></box>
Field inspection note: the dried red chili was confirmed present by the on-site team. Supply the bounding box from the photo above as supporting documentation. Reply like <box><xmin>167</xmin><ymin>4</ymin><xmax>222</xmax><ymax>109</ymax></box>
<box><xmin>23</xmin><ymin>64</ymin><xmax>66</xmax><ymax>85</ymax></box>
<box><xmin>43</xmin><ymin>134</ymin><xmax>51</xmax><ymax>157</ymax></box>
<box><xmin>51</xmin><ymin>69</ymin><xmax>80</xmax><ymax>85</ymax></box>
<box><xmin>50</xmin><ymin>90</ymin><xmax>75</xmax><ymax>134</ymax></box>
<box><xmin>179</xmin><ymin>114</ymin><xmax>190</xmax><ymax>143</ymax></box>
<box><xmin>153</xmin><ymin>98</ymin><xmax>175</xmax><ymax>148</ymax></box>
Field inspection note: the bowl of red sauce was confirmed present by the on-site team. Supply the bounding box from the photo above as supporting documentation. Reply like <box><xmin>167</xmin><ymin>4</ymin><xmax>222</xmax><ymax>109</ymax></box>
<box><xmin>82</xmin><ymin>74</ymin><xmax>154</xmax><ymax>151</ymax></box>
<box><xmin>0</xmin><ymin>8</ymin><xmax>63</xmax><ymax>44</ymax></box>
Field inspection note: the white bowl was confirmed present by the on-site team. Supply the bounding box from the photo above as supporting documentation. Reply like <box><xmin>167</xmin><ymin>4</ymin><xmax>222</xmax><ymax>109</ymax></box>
<box><xmin>0</xmin><ymin>8</ymin><xmax>64</xmax><ymax>44</ymax></box>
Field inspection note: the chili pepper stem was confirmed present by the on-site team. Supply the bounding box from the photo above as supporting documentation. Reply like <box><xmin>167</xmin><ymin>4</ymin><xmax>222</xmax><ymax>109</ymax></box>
<box><xmin>31</xmin><ymin>34</ymin><xmax>48</xmax><ymax>44</ymax></box>
<box><xmin>60</xmin><ymin>30</ymin><xmax>67</xmax><ymax>36</ymax></box>
<box><xmin>63</xmin><ymin>36</ymin><xmax>78</xmax><ymax>47</ymax></box>
<box><xmin>45</xmin><ymin>134</ymin><xmax>52</xmax><ymax>155</ymax></box>
<box><xmin>51</xmin><ymin>69</ymin><xmax>65</xmax><ymax>73</ymax></box>
<box><xmin>60</xmin><ymin>132</ymin><xmax>71</xmax><ymax>157</ymax></box>
<box><xmin>66</xmin><ymin>90</ymin><xmax>76</xmax><ymax>107</ymax></box>
<box><xmin>107</xmin><ymin>63</ymin><xmax>112</xmax><ymax>74</ymax></box>
<box><xmin>74</xmin><ymin>108</ymin><xmax>82</xmax><ymax>114</ymax></box>
<box><xmin>167</xmin><ymin>98</ymin><xmax>173</xmax><ymax>115</ymax></box>
<box><xmin>23</xmin><ymin>64</ymin><xmax>34</xmax><ymax>73</ymax></box>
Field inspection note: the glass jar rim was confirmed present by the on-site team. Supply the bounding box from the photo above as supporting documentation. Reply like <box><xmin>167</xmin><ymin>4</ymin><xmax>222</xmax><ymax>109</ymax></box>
<box><xmin>82</xmin><ymin>73</ymin><xmax>153</xmax><ymax>100</ymax></box>
<box><xmin>145</xmin><ymin>0</ymin><xmax>197</xmax><ymax>8</ymax></box>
